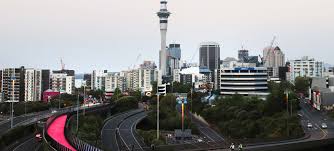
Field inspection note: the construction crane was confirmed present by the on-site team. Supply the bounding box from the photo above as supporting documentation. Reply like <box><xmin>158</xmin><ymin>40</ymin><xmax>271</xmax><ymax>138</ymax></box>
<box><xmin>128</xmin><ymin>53</ymin><xmax>142</xmax><ymax>70</ymax></box>
<box><xmin>60</xmin><ymin>58</ymin><xmax>65</xmax><ymax>70</ymax></box>
<box><xmin>259</xmin><ymin>36</ymin><xmax>276</xmax><ymax>65</ymax></box>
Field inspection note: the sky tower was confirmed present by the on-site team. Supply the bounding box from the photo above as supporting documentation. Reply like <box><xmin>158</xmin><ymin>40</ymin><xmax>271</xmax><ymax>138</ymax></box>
<box><xmin>157</xmin><ymin>0</ymin><xmax>171</xmax><ymax>79</ymax></box>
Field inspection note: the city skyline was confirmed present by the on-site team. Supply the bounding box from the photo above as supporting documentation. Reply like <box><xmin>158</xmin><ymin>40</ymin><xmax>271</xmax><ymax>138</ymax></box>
<box><xmin>0</xmin><ymin>0</ymin><xmax>334</xmax><ymax>73</ymax></box>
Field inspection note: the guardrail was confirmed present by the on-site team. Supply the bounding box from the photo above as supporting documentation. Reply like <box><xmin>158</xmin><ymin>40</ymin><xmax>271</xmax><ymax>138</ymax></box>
<box><xmin>43</xmin><ymin>103</ymin><xmax>111</xmax><ymax>151</ymax></box>
<box><xmin>43</xmin><ymin>113</ymin><xmax>73</xmax><ymax>151</ymax></box>
<box><xmin>64</xmin><ymin>105</ymin><xmax>112</xmax><ymax>151</ymax></box>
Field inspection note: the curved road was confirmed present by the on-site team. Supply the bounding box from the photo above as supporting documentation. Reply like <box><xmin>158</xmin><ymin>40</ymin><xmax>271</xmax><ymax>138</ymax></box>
<box><xmin>101</xmin><ymin>109</ymin><xmax>143</xmax><ymax>151</ymax></box>
<box><xmin>118</xmin><ymin>111</ymin><xmax>147</xmax><ymax>151</ymax></box>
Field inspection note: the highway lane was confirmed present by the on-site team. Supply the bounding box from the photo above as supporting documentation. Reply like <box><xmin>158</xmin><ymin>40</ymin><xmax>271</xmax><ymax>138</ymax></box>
<box><xmin>118</xmin><ymin>111</ymin><xmax>147</xmax><ymax>151</ymax></box>
<box><xmin>0</xmin><ymin>112</ymin><xmax>46</xmax><ymax>136</ymax></box>
<box><xmin>101</xmin><ymin>109</ymin><xmax>143</xmax><ymax>151</ymax></box>
<box><xmin>190</xmin><ymin>113</ymin><xmax>224</xmax><ymax>142</ymax></box>
<box><xmin>12</xmin><ymin>137</ymin><xmax>41</xmax><ymax>151</ymax></box>
<box><xmin>243</xmin><ymin>100</ymin><xmax>334</xmax><ymax>151</ymax></box>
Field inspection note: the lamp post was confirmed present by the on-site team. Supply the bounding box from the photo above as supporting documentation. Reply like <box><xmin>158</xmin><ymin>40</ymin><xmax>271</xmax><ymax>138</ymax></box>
<box><xmin>76</xmin><ymin>92</ymin><xmax>79</xmax><ymax>133</ymax></box>
<box><xmin>285</xmin><ymin>90</ymin><xmax>289</xmax><ymax>136</ymax></box>
<box><xmin>10</xmin><ymin>74</ymin><xmax>16</xmax><ymax>129</ymax></box>
<box><xmin>157</xmin><ymin>93</ymin><xmax>160</xmax><ymax>140</ymax></box>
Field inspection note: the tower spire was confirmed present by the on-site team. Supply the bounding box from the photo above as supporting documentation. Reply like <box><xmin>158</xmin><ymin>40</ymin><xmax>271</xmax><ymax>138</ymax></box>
<box><xmin>157</xmin><ymin>0</ymin><xmax>171</xmax><ymax>80</ymax></box>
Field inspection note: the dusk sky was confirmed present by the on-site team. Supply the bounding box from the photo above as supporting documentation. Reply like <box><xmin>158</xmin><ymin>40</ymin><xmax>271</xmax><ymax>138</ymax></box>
<box><xmin>0</xmin><ymin>0</ymin><xmax>333</xmax><ymax>73</ymax></box>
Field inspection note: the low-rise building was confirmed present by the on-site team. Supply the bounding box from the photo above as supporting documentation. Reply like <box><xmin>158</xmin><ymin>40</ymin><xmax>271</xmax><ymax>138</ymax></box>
<box><xmin>310</xmin><ymin>77</ymin><xmax>334</xmax><ymax>111</ymax></box>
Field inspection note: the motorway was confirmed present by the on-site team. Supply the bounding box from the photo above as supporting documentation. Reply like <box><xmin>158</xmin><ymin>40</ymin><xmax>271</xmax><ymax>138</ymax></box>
<box><xmin>243</xmin><ymin>100</ymin><xmax>334</xmax><ymax>151</ymax></box>
<box><xmin>118</xmin><ymin>111</ymin><xmax>147</xmax><ymax>151</ymax></box>
<box><xmin>101</xmin><ymin>109</ymin><xmax>144</xmax><ymax>151</ymax></box>
<box><xmin>191</xmin><ymin>113</ymin><xmax>225</xmax><ymax>143</ymax></box>
<box><xmin>2</xmin><ymin>104</ymin><xmax>104</xmax><ymax>151</ymax></box>
<box><xmin>11</xmin><ymin>137</ymin><xmax>41</xmax><ymax>151</ymax></box>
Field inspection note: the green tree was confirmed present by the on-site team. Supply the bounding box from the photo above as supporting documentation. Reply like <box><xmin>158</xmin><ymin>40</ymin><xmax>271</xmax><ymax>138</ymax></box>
<box><xmin>295</xmin><ymin>77</ymin><xmax>310</xmax><ymax>96</ymax></box>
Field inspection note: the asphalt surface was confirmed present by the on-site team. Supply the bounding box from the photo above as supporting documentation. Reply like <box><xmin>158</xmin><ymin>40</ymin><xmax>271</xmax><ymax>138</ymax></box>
<box><xmin>118</xmin><ymin>111</ymin><xmax>147</xmax><ymax>151</ymax></box>
<box><xmin>3</xmin><ymin>104</ymin><xmax>105</xmax><ymax>151</ymax></box>
<box><xmin>244</xmin><ymin>99</ymin><xmax>334</xmax><ymax>150</ymax></box>
<box><xmin>12</xmin><ymin>137</ymin><xmax>41</xmax><ymax>151</ymax></box>
<box><xmin>101</xmin><ymin>109</ymin><xmax>143</xmax><ymax>151</ymax></box>
<box><xmin>191</xmin><ymin>113</ymin><xmax>225</xmax><ymax>142</ymax></box>
<box><xmin>0</xmin><ymin>111</ymin><xmax>51</xmax><ymax>136</ymax></box>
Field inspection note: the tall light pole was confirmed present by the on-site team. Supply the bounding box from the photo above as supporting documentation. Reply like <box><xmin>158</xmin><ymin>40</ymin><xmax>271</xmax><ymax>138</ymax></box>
<box><xmin>190</xmin><ymin>89</ymin><xmax>193</xmax><ymax>122</ymax></box>
<box><xmin>76</xmin><ymin>92</ymin><xmax>79</xmax><ymax>133</ymax></box>
<box><xmin>83</xmin><ymin>85</ymin><xmax>86</xmax><ymax>116</ymax></box>
<box><xmin>10</xmin><ymin>73</ymin><xmax>16</xmax><ymax>129</ymax></box>
<box><xmin>157</xmin><ymin>94</ymin><xmax>160</xmax><ymax>140</ymax></box>
<box><xmin>285</xmin><ymin>90</ymin><xmax>289</xmax><ymax>136</ymax></box>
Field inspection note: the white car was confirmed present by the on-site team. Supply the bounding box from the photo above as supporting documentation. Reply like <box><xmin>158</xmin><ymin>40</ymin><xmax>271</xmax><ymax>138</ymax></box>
<box><xmin>51</xmin><ymin>110</ymin><xmax>57</xmax><ymax>114</ymax></box>
<box><xmin>307</xmin><ymin>123</ymin><xmax>313</xmax><ymax>128</ymax></box>
<box><xmin>321</xmin><ymin>123</ymin><xmax>328</xmax><ymax>129</ymax></box>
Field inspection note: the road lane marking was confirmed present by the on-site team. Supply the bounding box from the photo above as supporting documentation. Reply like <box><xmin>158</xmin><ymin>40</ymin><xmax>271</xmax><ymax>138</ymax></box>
<box><xmin>13</xmin><ymin>137</ymin><xmax>34</xmax><ymax>151</ymax></box>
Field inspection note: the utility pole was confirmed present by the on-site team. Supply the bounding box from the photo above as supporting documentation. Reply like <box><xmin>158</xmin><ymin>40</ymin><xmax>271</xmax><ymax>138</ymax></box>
<box><xmin>76</xmin><ymin>93</ymin><xmax>79</xmax><ymax>133</ymax></box>
<box><xmin>83</xmin><ymin>85</ymin><xmax>86</xmax><ymax>116</ymax></box>
<box><xmin>10</xmin><ymin>74</ymin><xmax>15</xmax><ymax>129</ymax></box>
<box><xmin>58</xmin><ymin>92</ymin><xmax>61</xmax><ymax>110</ymax></box>
<box><xmin>285</xmin><ymin>91</ymin><xmax>289</xmax><ymax>137</ymax></box>
<box><xmin>157</xmin><ymin>94</ymin><xmax>160</xmax><ymax>140</ymax></box>
<box><xmin>191</xmin><ymin>89</ymin><xmax>193</xmax><ymax>122</ymax></box>
<box><xmin>24</xmin><ymin>101</ymin><xmax>27</xmax><ymax>118</ymax></box>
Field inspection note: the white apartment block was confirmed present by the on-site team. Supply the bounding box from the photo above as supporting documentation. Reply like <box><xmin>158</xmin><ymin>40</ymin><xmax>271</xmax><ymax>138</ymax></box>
<box><xmin>138</xmin><ymin>69</ymin><xmax>157</xmax><ymax>92</ymax></box>
<box><xmin>24</xmin><ymin>69</ymin><xmax>42</xmax><ymax>102</ymax></box>
<box><xmin>173</xmin><ymin>69</ymin><xmax>181</xmax><ymax>82</ymax></box>
<box><xmin>91</xmin><ymin>70</ymin><xmax>107</xmax><ymax>90</ymax></box>
<box><xmin>105</xmin><ymin>72</ymin><xmax>126</xmax><ymax>92</ymax></box>
<box><xmin>66</xmin><ymin>76</ymin><xmax>75</xmax><ymax>94</ymax></box>
<box><xmin>51</xmin><ymin>73</ymin><xmax>75</xmax><ymax>94</ymax></box>
<box><xmin>289</xmin><ymin>56</ymin><xmax>324</xmax><ymax>82</ymax></box>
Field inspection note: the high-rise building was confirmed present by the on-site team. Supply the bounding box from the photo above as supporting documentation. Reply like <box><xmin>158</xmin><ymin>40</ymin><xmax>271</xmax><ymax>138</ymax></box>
<box><xmin>167</xmin><ymin>44</ymin><xmax>181</xmax><ymax>78</ymax></box>
<box><xmin>0</xmin><ymin>70</ymin><xmax>2</xmax><ymax>100</ymax></box>
<box><xmin>157</xmin><ymin>0</ymin><xmax>171</xmax><ymax>80</ymax></box>
<box><xmin>199</xmin><ymin>42</ymin><xmax>220</xmax><ymax>90</ymax></box>
<box><xmin>91</xmin><ymin>70</ymin><xmax>108</xmax><ymax>91</ymax></box>
<box><xmin>2</xmin><ymin>67</ymin><xmax>25</xmax><ymax>102</ymax></box>
<box><xmin>51</xmin><ymin>72</ymin><xmax>75</xmax><ymax>94</ymax></box>
<box><xmin>83</xmin><ymin>74</ymin><xmax>92</xmax><ymax>89</ymax></box>
<box><xmin>220</xmin><ymin>67</ymin><xmax>269</xmax><ymax>99</ymax></box>
<box><xmin>41</xmin><ymin>70</ymin><xmax>50</xmax><ymax>92</ymax></box>
<box><xmin>289</xmin><ymin>56</ymin><xmax>324</xmax><ymax>82</ymax></box>
<box><xmin>105</xmin><ymin>72</ymin><xmax>122</xmax><ymax>92</ymax></box>
<box><xmin>238</xmin><ymin>50</ymin><xmax>249</xmax><ymax>62</ymax></box>
<box><xmin>24</xmin><ymin>69</ymin><xmax>42</xmax><ymax>102</ymax></box>
<box><xmin>52</xmin><ymin>69</ymin><xmax>75</xmax><ymax>76</ymax></box>
<box><xmin>263</xmin><ymin>46</ymin><xmax>285</xmax><ymax>77</ymax></box>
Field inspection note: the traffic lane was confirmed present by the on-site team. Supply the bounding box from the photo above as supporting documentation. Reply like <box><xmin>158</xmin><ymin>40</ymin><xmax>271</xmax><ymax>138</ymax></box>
<box><xmin>101</xmin><ymin>109</ymin><xmax>143</xmax><ymax>151</ymax></box>
<box><xmin>119</xmin><ymin>112</ymin><xmax>146</xmax><ymax>151</ymax></box>
<box><xmin>299</xmin><ymin>102</ymin><xmax>330</xmax><ymax>140</ymax></box>
<box><xmin>191</xmin><ymin>114</ymin><xmax>224</xmax><ymax>142</ymax></box>
<box><xmin>13</xmin><ymin>137</ymin><xmax>41</xmax><ymax>151</ymax></box>
<box><xmin>102</xmin><ymin>115</ymin><xmax>127</xmax><ymax>151</ymax></box>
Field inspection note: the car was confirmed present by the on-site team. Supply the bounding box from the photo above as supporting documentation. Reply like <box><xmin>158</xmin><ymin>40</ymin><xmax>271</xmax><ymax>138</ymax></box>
<box><xmin>51</xmin><ymin>110</ymin><xmax>57</xmax><ymax>114</ymax></box>
<box><xmin>197</xmin><ymin>139</ymin><xmax>203</xmax><ymax>143</ymax></box>
<box><xmin>321</xmin><ymin>123</ymin><xmax>328</xmax><ymax>129</ymax></box>
<box><xmin>297</xmin><ymin>114</ymin><xmax>303</xmax><ymax>118</ymax></box>
<box><xmin>307</xmin><ymin>123</ymin><xmax>313</xmax><ymax>128</ymax></box>
<box><xmin>35</xmin><ymin>133</ymin><xmax>42</xmax><ymax>142</ymax></box>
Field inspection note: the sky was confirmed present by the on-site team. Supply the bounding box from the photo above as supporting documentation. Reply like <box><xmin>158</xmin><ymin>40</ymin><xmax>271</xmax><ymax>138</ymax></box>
<box><xmin>0</xmin><ymin>0</ymin><xmax>333</xmax><ymax>73</ymax></box>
